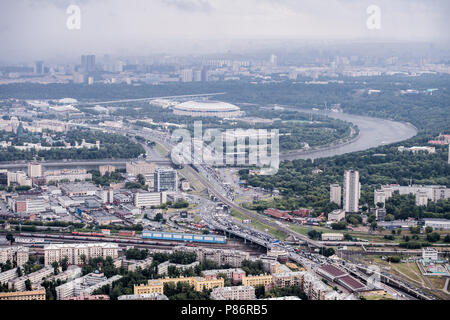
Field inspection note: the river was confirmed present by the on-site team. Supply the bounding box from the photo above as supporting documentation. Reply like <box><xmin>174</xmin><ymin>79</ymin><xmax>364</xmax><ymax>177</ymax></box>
<box><xmin>280</xmin><ymin>108</ymin><xmax>418</xmax><ymax>161</ymax></box>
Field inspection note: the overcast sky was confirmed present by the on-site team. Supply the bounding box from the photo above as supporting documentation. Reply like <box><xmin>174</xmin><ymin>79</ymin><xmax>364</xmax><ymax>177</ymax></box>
<box><xmin>0</xmin><ymin>0</ymin><xmax>449</xmax><ymax>63</ymax></box>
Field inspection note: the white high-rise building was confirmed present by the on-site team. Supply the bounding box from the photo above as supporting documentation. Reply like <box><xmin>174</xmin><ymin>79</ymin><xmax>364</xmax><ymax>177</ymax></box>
<box><xmin>27</xmin><ymin>162</ymin><xmax>42</xmax><ymax>178</ymax></box>
<box><xmin>343</xmin><ymin>170</ymin><xmax>360</xmax><ymax>213</ymax></box>
<box><xmin>448</xmin><ymin>144</ymin><xmax>450</xmax><ymax>165</ymax></box>
<box><xmin>330</xmin><ymin>184</ymin><xmax>341</xmax><ymax>207</ymax></box>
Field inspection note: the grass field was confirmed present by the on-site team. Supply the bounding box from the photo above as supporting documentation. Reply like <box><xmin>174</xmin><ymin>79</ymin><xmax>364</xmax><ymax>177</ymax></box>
<box><xmin>179</xmin><ymin>167</ymin><xmax>207</xmax><ymax>193</ymax></box>
<box><xmin>288</xmin><ymin>224</ymin><xmax>399</xmax><ymax>243</ymax></box>
<box><xmin>230</xmin><ymin>208</ymin><xmax>288</xmax><ymax>240</ymax></box>
<box><xmin>154</xmin><ymin>142</ymin><xmax>169</xmax><ymax>157</ymax></box>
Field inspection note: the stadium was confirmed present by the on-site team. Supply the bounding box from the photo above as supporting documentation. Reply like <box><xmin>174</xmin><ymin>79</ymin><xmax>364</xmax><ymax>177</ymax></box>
<box><xmin>173</xmin><ymin>100</ymin><xmax>242</xmax><ymax>118</ymax></box>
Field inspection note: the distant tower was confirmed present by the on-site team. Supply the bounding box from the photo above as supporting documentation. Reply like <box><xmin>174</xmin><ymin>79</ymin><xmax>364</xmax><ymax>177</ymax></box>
<box><xmin>81</xmin><ymin>54</ymin><xmax>96</xmax><ymax>73</ymax></box>
<box><xmin>448</xmin><ymin>144</ymin><xmax>450</xmax><ymax>165</ymax></box>
<box><xmin>330</xmin><ymin>184</ymin><xmax>342</xmax><ymax>207</ymax></box>
<box><xmin>343</xmin><ymin>170</ymin><xmax>360</xmax><ymax>213</ymax></box>
<box><xmin>34</xmin><ymin>61</ymin><xmax>44</xmax><ymax>74</ymax></box>
<box><xmin>270</xmin><ymin>54</ymin><xmax>278</xmax><ymax>66</ymax></box>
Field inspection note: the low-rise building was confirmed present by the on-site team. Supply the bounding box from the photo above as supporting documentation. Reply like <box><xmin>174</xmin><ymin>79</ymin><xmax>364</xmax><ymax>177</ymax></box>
<box><xmin>157</xmin><ymin>260</ymin><xmax>199</xmax><ymax>275</ymax></box>
<box><xmin>0</xmin><ymin>267</ymin><xmax>22</xmax><ymax>285</ymax></box>
<box><xmin>117</xmin><ymin>293</ymin><xmax>168</xmax><ymax>300</ymax></box>
<box><xmin>64</xmin><ymin>295</ymin><xmax>110</xmax><ymax>300</ymax></box>
<box><xmin>56</xmin><ymin>272</ymin><xmax>122</xmax><ymax>300</ymax></box>
<box><xmin>14</xmin><ymin>196</ymin><xmax>49</xmax><ymax>214</ymax></box>
<box><xmin>0</xmin><ymin>289</ymin><xmax>46</xmax><ymax>300</ymax></box>
<box><xmin>134</xmin><ymin>276</ymin><xmax>224</xmax><ymax>295</ymax></box>
<box><xmin>9</xmin><ymin>266</ymin><xmax>54</xmax><ymax>291</ymax></box>
<box><xmin>327</xmin><ymin>209</ymin><xmax>346</xmax><ymax>222</ymax></box>
<box><xmin>423</xmin><ymin>218</ymin><xmax>450</xmax><ymax>230</ymax></box>
<box><xmin>422</xmin><ymin>248</ymin><xmax>439</xmax><ymax>262</ymax></box>
<box><xmin>211</xmin><ymin>285</ymin><xmax>255</xmax><ymax>300</ymax></box>
<box><xmin>241</xmin><ymin>274</ymin><xmax>272</xmax><ymax>287</ymax></box>
<box><xmin>60</xmin><ymin>182</ymin><xmax>99</xmax><ymax>197</ymax></box>
<box><xmin>134</xmin><ymin>192</ymin><xmax>167</xmax><ymax>208</ymax></box>
<box><xmin>321</xmin><ymin>233</ymin><xmax>344</xmax><ymax>241</ymax></box>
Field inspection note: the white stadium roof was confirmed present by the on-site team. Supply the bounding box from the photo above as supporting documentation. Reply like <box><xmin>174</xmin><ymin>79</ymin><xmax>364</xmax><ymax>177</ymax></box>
<box><xmin>174</xmin><ymin>101</ymin><xmax>240</xmax><ymax>112</ymax></box>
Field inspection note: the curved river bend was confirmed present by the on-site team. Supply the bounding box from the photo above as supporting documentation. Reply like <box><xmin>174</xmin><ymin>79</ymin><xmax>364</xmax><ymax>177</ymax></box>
<box><xmin>280</xmin><ymin>109</ymin><xmax>418</xmax><ymax>161</ymax></box>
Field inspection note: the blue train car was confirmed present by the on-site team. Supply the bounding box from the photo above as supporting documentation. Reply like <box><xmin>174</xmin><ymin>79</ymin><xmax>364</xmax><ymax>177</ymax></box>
<box><xmin>142</xmin><ymin>231</ymin><xmax>226</xmax><ymax>244</ymax></box>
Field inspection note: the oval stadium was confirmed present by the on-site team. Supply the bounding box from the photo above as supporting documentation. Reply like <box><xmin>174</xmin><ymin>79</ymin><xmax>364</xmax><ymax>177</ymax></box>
<box><xmin>173</xmin><ymin>100</ymin><xmax>241</xmax><ymax>118</ymax></box>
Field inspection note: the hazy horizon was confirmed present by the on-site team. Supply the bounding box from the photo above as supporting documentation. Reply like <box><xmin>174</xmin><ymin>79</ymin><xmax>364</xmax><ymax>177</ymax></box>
<box><xmin>1</xmin><ymin>0</ymin><xmax>449</xmax><ymax>63</ymax></box>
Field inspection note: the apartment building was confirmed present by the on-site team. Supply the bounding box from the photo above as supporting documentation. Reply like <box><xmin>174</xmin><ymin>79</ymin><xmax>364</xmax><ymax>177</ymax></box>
<box><xmin>126</xmin><ymin>161</ymin><xmax>157</xmax><ymax>176</ymax></box>
<box><xmin>56</xmin><ymin>272</ymin><xmax>122</xmax><ymax>300</ymax></box>
<box><xmin>211</xmin><ymin>285</ymin><xmax>256</xmax><ymax>300</ymax></box>
<box><xmin>134</xmin><ymin>276</ymin><xmax>224</xmax><ymax>295</ymax></box>
<box><xmin>44</xmin><ymin>169</ymin><xmax>92</xmax><ymax>184</ymax></box>
<box><xmin>121</xmin><ymin>257</ymin><xmax>154</xmax><ymax>272</ymax></box>
<box><xmin>302</xmin><ymin>272</ymin><xmax>333</xmax><ymax>300</ymax></box>
<box><xmin>202</xmin><ymin>268</ymin><xmax>246</xmax><ymax>284</ymax></box>
<box><xmin>48</xmin><ymin>265</ymin><xmax>82</xmax><ymax>283</ymax></box>
<box><xmin>272</xmin><ymin>271</ymin><xmax>306</xmax><ymax>288</ymax></box>
<box><xmin>330</xmin><ymin>184</ymin><xmax>342</xmax><ymax>207</ymax></box>
<box><xmin>118</xmin><ymin>293</ymin><xmax>169</xmax><ymax>300</ymax></box>
<box><xmin>44</xmin><ymin>243</ymin><xmax>119</xmax><ymax>265</ymax></box>
<box><xmin>0</xmin><ymin>289</ymin><xmax>46</xmax><ymax>300</ymax></box>
<box><xmin>157</xmin><ymin>260</ymin><xmax>199</xmax><ymax>275</ymax></box>
<box><xmin>9</xmin><ymin>266</ymin><xmax>54</xmax><ymax>291</ymax></box>
<box><xmin>343</xmin><ymin>170</ymin><xmax>360</xmax><ymax>213</ymax></box>
<box><xmin>0</xmin><ymin>246</ymin><xmax>29</xmax><ymax>266</ymax></box>
<box><xmin>241</xmin><ymin>274</ymin><xmax>273</xmax><ymax>287</ymax></box>
<box><xmin>0</xmin><ymin>267</ymin><xmax>22</xmax><ymax>285</ymax></box>
<box><xmin>175</xmin><ymin>246</ymin><xmax>250</xmax><ymax>268</ymax></box>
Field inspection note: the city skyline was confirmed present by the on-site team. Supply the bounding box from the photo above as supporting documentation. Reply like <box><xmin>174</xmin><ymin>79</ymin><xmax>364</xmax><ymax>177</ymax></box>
<box><xmin>1</xmin><ymin>0</ymin><xmax>450</xmax><ymax>63</ymax></box>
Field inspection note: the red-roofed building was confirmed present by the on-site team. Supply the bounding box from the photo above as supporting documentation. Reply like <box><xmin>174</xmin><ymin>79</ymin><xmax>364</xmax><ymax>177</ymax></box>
<box><xmin>317</xmin><ymin>264</ymin><xmax>366</xmax><ymax>293</ymax></box>
<box><xmin>337</xmin><ymin>275</ymin><xmax>366</xmax><ymax>292</ymax></box>
<box><xmin>264</xmin><ymin>208</ymin><xmax>293</xmax><ymax>220</ymax></box>
<box><xmin>317</xmin><ymin>264</ymin><xmax>347</xmax><ymax>281</ymax></box>
<box><xmin>292</xmin><ymin>208</ymin><xmax>311</xmax><ymax>217</ymax></box>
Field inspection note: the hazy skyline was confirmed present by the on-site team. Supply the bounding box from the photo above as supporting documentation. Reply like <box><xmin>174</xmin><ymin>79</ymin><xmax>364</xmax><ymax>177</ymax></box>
<box><xmin>1</xmin><ymin>0</ymin><xmax>449</xmax><ymax>63</ymax></box>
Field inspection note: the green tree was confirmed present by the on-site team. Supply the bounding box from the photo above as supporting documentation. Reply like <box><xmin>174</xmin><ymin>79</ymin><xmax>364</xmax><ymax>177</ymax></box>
<box><xmin>426</xmin><ymin>232</ymin><xmax>440</xmax><ymax>243</ymax></box>
<box><xmin>6</xmin><ymin>233</ymin><xmax>14</xmax><ymax>244</ymax></box>
<box><xmin>51</xmin><ymin>261</ymin><xmax>59</xmax><ymax>275</ymax></box>
<box><xmin>60</xmin><ymin>257</ymin><xmax>68</xmax><ymax>272</ymax></box>
<box><xmin>25</xmin><ymin>279</ymin><xmax>32</xmax><ymax>291</ymax></box>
